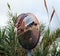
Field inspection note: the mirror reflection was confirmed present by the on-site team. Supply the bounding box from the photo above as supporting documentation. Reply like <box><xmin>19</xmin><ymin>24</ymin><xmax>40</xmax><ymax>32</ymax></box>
<box><xmin>15</xmin><ymin>13</ymin><xmax>40</xmax><ymax>50</ymax></box>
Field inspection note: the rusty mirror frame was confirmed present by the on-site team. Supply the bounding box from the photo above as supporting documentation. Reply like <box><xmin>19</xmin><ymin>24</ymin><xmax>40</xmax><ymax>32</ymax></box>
<box><xmin>15</xmin><ymin>13</ymin><xmax>40</xmax><ymax>50</ymax></box>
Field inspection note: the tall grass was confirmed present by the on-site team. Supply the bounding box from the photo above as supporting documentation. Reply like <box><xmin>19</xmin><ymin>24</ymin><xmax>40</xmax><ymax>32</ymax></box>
<box><xmin>0</xmin><ymin>1</ymin><xmax>60</xmax><ymax>56</ymax></box>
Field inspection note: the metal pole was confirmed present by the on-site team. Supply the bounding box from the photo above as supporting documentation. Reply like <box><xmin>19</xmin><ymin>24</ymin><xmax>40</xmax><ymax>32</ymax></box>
<box><xmin>27</xmin><ymin>50</ymin><xmax>31</xmax><ymax>56</ymax></box>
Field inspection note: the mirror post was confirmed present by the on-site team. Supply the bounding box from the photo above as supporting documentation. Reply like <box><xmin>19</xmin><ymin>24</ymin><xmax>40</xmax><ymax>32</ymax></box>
<box><xmin>27</xmin><ymin>50</ymin><xmax>32</xmax><ymax>56</ymax></box>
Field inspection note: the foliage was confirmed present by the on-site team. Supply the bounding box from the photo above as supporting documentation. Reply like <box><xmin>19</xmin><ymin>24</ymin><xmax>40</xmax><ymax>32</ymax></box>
<box><xmin>39</xmin><ymin>23</ymin><xmax>45</xmax><ymax>35</ymax></box>
<box><xmin>50</xmin><ymin>42</ymin><xmax>60</xmax><ymax>56</ymax></box>
<box><xmin>32</xmin><ymin>27</ymin><xmax>60</xmax><ymax>56</ymax></box>
<box><xmin>0</xmin><ymin>21</ymin><xmax>18</xmax><ymax>56</ymax></box>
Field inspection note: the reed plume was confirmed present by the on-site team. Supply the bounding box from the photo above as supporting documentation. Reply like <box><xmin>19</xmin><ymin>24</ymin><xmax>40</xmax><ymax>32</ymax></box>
<box><xmin>44</xmin><ymin>0</ymin><xmax>48</xmax><ymax>13</ymax></box>
<box><xmin>49</xmin><ymin>8</ymin><xmax>55</xmax><ymax>23</ymax></box>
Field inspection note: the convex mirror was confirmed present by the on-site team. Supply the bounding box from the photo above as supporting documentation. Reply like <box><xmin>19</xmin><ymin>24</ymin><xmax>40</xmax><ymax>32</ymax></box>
<box><xmin>15</xmin><ymin>13</ymin><xmax>40</xmax><ymax>50</ymax></box>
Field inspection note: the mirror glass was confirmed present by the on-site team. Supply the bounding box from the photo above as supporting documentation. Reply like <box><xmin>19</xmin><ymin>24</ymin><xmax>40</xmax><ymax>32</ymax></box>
<box><xmin>15</xmin><ymin>13</ymin><xmax>40</xmax><ymax>50</ymax></box>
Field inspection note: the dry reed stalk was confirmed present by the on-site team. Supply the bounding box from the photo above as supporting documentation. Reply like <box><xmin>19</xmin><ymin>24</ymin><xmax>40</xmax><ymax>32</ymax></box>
<box><xmin>44</xmin><ymin>0</ymin><xmax>48</xmax><ymax>13</ymax></box>
<box><xmin>49</xmin><ymin>8</ymin><xmax>55</xmax><ymax>23</ymax></box>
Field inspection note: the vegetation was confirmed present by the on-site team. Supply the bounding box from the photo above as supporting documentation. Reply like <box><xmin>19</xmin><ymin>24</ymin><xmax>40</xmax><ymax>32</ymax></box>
<box><xmin>32</xmin><ymin>28</ymin><xmax>60</xmax><ymax>56</ymax></box>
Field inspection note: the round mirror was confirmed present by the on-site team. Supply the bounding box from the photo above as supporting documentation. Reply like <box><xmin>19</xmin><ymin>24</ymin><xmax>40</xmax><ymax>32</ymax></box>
<box><xmin>15</xmin><ymin>13</ymin><xmax>40</xmax><ymax>50</ymax></box>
